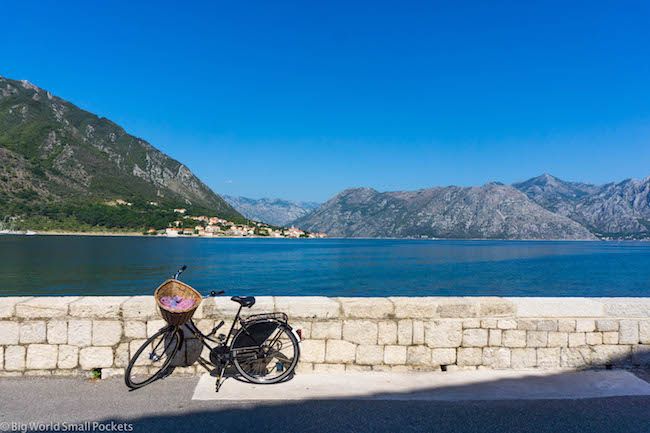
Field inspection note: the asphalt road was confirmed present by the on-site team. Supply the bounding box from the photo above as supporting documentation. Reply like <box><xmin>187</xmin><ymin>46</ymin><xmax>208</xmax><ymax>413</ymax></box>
<box><xmin>1</xmin><ymin>373</ymin><xmax>650</xmax><ymax>433</ymax></box>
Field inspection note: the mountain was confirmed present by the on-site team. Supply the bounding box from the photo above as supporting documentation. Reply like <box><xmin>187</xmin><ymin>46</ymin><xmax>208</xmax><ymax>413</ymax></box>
<box><xmin>513</xmin><ymin>174</ymin><xmax>650</xmax><ymax>236</ymax></box>
<box><xmin>293</xmin><ymin>183</ymin><xmax>596</xmax><ymax>240</ymax></box>
<box><xmin>0</xmin><ymin>75</ymin><xmax>241</xmax><ymax>222</ymax></box>
<box><xmin>223</xmin><ymin>195</ymin><xmax>320</xmax><ymax>226</ymax></box>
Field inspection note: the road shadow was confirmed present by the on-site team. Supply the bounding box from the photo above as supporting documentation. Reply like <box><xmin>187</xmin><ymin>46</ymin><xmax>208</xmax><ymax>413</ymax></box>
<box><xmin>107</xmin><ymin>349</ymin><xmax>650</xmax><ymax>433</ymax></box>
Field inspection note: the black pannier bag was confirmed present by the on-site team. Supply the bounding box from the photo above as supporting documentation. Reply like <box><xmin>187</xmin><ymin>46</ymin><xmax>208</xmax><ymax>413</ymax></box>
<box><xmin>232</xmin><ymin>321</ymin><xmax>281</xmax><ymax>349</ymax></box>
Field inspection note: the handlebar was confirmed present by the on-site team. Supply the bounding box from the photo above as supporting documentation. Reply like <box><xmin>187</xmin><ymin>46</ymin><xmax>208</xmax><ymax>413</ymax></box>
<box><xmin>207</xmin><ymin>290</ymin><xmax>225</xmax><ymax>298</ymax></box>
<box><xmin>172</xmin><ymin>265</ymin><xmax>187</xmax><ymax>280</ymax></box>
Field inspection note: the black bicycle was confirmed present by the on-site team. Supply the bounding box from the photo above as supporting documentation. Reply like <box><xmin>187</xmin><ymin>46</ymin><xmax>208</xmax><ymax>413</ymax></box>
<box><xmin>125</xmin><ymin>266</ymin><xmax>301</xmax><ymax>392</ymax></box>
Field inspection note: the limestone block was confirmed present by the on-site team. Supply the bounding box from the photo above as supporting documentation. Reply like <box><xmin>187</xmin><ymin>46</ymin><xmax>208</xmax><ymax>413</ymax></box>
<box><xmin>503</xmin><ymin>330</ymin><xmax>526</xmax><ymax>348</ymax></box>
<box><xmin>481</xmin><ymin>319</ymin><xmax>497</xmax><ymax>329</ymax></box>
<box><xmin>114</xmin><ymin>343</ymin><xmax>130</xmax><ymax>368</ymax></box>
<box><xmin>483</xmin><ymin>348</ymin><xmax>511</xmax><ymax>369</ymax></box>
<box><xmin>431</xmin><ymin>348</ymin><xmax>456</xmax><ymax>366</ymax></box>
<box><xmin>590</xmin><ymin>345</ymin><xmax>632</xmax><ymax>366</ymax></box>
<box><xmin>462</xmin><ymin>329</ymin><xmax>488</xmax><ymax>347</ymax></box>
<box><xmin>511</xmin><ymin>348</ymin><xmax>536</xmax><ymax>368</ymax></box>
<box><xmin>295</xmin><ymin>362</ymin><xmax>313</xmax><ymax>374</ymax></box>
<box><xmin>497</xmin><ymin>319</ymin><xmax>517</xmax><ymax>330</ymax></box>
<box><xmin>124</xmin><ymin>321</ymin><xmax>147</xmax><ymax>339</ymax></box>
<box><xmin>413</xmin><ymin>321</ymin><xmax>424</xmax><ymax>344</ymax></box>
<box><xmin>526</xmin><ymin>331</ymin><xmax>548</xmax><ymax>348</ymax></box>
<box><xmin>25</xmin><ymin>370</ymin><xmax>52</xmax><ymax>376</ymax></box>
<box><xmin>92</xmin><ymin>321</ymin><xmax>122</xmax><ymax>346</ymax></box>
<box><xmin>596</xmin><ymin>320</ymin><xmax>618</xmax><ymax>332</ymax></box>
<box><xmin>378</xmin><ymin>321</ymin><xmax>397</xmax><ymax>345</ymax></box>
<box><xmin>301</xmin><ymin>340</ymin><xmax>326</xmax><ymax>363</ymax></box>
<box><xmin>619</xmin><ymin>320</ymin><xmax>639</xmax><ymax>344</ymax></box>
<box><xmin>58</xmin><ymin>345</ymin><xmax>78</xmax><ymax>369</ymax></box>
<box><xmin>67</xmin><ymin>320</ymin><xmax>92</xmax><ymax>346</ymax></box>
<box><xmin>397</xmin><ymin>320</ymin><xmax>412</xmax><ymax>345</ymax></box>
<box><xmin>463</xmin><ymin>319</ymin><xmax>480</xmax><ymax>329</ymax></box>
<box><xmin>342</xmin><ymin>320</ymin><xmax>378</xmax><ymax>345</ymax></box>
<box><xmin>558</xmin><ymin>320</ymin><xmax>576</xmax><ymax>333</ymax></box>
<box><xmin>547</xmin><ymin>332</ymin><xmax>568</xmax><ymax>347</ymax></box>
<box><xmin>561</xmin><ymin>347</ymin><xmax>591</xmax><ymax>368</ymax></box>
<box><xmin>200</xmin><ymin>297</ymin><xmax>236</xmax><ymax>319</ymax></box>
<box><xmin>436</xmin><ymin>299</ymin><xmax>480</xmax><ymax>318</ymax></box>
<box><xmin>325</xmin><ymin>340</ymin><xmax>356</xmax><ymax>363</ymax></box>
<box><xmin>0</xmin><ymin>297</ymin><xmax>31</xmax><ymax>318</ymax></box>
<box><xmin>510</xmin><ymin>297</ymin><xmax>603</xmax><ymax>317</ymax></box>
<box><xmin>457</xmin><ymin>348</ymin><xmax>482</xmax><ymax>366</ymax></box>
<box><xmin>69</xmin><ymin>297</ymin><xmax>129</xmax><ymax>318</ymax></box>
<box><xmin>575</xmin><ymin>319</ymin><xmax>595</xmax><ymax>333</ymax></box>
<box><xmin>274</xmin><ymin>297</ymin><xmax>340</xmax><ymax>319</ymax></box>
<box><xmin>311</xmin><ymin>322</ymin><xmax>342</xmax><ymax>340</ymax></box>
<box><xmin>384</xmin><ymin>345</ymin><xmax>407</xmax><ymax>365</ymax></box>
<box><xmin>535</xmin><ymin>320</ymin><xmax>558</xmax><ymax>332</ymax></box>
<box><xmin>406</xmin><ymin>346</ymin><xmax>431</xmax><ymax>365</ymax></box>
<box><xmin>314</xmin><ymin>363</ymin><xmax>345</xmax><ymax>373</ymax></box>
<box><xmin>537</xmin><ymin>348</ymin><xmax>560</xmax><ymax>368</ymax></box>
<box><xmin>568</xmin><ymin>333</ymin><xmax>586</xmax><ymax>347</ymax></box>
<box><xmin>101</xmin><ymin>368</ymin><xmax>125</xmax><ymax>379</ymax></box>
<box><xmin>389</xmin><ymin>297</ymin><xmax>439</xmax><ymax>318</ymax></box>
<box><xmin>0</xmin><ymin>322</ymin><xmax>20</xmax><ymax>345</ymax></box>
<box><xmin>79</xmin><ymin>347</ymin><xmax>114</xmax><ymax>369</ymax></box>
<box><xmin>517</xmin><ymin>320</ymin><xmax>537</xmax><ymax>331</ymax></box>
<box><xmin>121</xmin><ymin>296</ymin><xmax>158</xmax><ymax>320</ymax></box>
<box><xmin>19</xmin><ymin>321</ymin><xmax>46</xmax><ymax>344</ymax></box>
<box><xmin>26</xmin><ymin>344</ymin><xmax>58</xmax><ymax>369</ymax></box>
<box><xmin>585</xmin><ymin>332</ymin><xmax>603</xmax><ymax>346</ymax></box>
<box><xmin>290</xmin><ymin>321</ymin><xmax>311</xmax><ymax>339</ymax></box>
<box><xmin>47</xmin><ymin>321</ymin><xmax>67</xmax><ymax>344</ymax></box>
<box><xmin>347</xmin><ymin>365</ymin><xmax>372</xmax><ymax>372</ymax></box>
<box><xmin>489</xmin><ymin>329</ymin><xmax>502</xmax><ymax>346</ymax></box>
<box><xmin>356</xmin><ymin>345</ymin><xmax>384</xmax><ymax>365</ymax></box>
<box><xmin>16</xmin><ymin>297</ymin><xmax>78</xmax><ymax>318</ymax></box>
<box><xmin>146</xmin><ymin>320</ymin><xmax>167</xmax><ymax>338</ymax></box>
<box><xmin>4</xmin><ymin>346</ymin><xmax>26</xmax><ymax>371</ymax></box>
<box><xmin>602</xmin><ymin>332</ymin><xmax>619</xmax><ymax>345</ymax></box>
<box><xmin>478</xmin><ymin>298</ymin><xmax>515</xmax><ymax>317</ymax></box>
<box><xmin>129</xmin><ymin>339</ymin><xmax>149</xmax><ymax>366</ymax></box>
<box><xmin>632</xmin><ymin>345</ymin><xmax>650</xmax><ymax>366</ymax></box>
<box><xmin>640</xmin><ymin>321</ymin><xmax>650</xmax><ymax>344</ymax></box>
<box><xmin>601</xmin><ymin>298</ymin><xmax>650</xmax><ymax>317</ymax></box>
<box><xmin>338</xmin><ymin>298</ymin><xmax>394</xmax><ymax>319</ymax></box>
<box><xmin>425</xmin><ymin>321</ymin><xmax>462</xmax><ymax>348</ymax></box>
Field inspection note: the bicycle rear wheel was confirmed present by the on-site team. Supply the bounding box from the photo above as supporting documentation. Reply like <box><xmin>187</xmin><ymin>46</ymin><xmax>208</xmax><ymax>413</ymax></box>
<box><xmin>125</xmin><ymin>326</ymin><xmax>183</xmax><ymax>389</ymax></box>
<box><xmin>232</xmin><ymin>323</ymin><xmax>300</xmax><ymax>384</ymax></box>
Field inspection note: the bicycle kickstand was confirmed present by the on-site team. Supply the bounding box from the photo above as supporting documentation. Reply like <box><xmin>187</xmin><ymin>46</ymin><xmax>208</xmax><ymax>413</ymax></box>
<box><xmin>215</xmin><ymin>361</ymin><xmax>228</xmax><ymax>393</ymax></box>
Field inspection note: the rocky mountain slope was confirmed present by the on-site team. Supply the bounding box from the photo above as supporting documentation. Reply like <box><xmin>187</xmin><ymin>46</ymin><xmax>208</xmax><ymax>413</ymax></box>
<box><xmin>223</xmin><ymin>195</ymin><xmax>320</xmax><ymax>226</ymax></box>
<box><xmin>513</xmin><ymin>174</ymin><xmax>650</xmax><ymax>236</ymax></box>
<box><xmin>293</xmin><ymin>183</ymin><xmax>596</xmax><ymax>240</ymax></box>
<box><xmin>0</xmin><ymin>74</ymin><xmax>240</xmax><ymax>219</ymax></box>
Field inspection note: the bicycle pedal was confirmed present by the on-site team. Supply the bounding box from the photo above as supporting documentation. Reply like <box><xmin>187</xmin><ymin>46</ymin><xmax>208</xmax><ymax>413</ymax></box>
<box><xmin>216</xmin><ymin>333</ymin><xmax>226</xmax><ymax>342</ymax></box>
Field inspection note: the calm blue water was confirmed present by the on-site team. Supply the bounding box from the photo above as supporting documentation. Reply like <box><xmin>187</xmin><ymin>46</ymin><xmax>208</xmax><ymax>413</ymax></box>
<box><xmin>0</xmin><ymin>236</ymin><xmax>649</xmax><ymax>297</ymax></box>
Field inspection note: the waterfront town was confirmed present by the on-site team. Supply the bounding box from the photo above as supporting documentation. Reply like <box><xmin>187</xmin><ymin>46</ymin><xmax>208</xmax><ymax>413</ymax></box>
<box><xmin>140</xmin><ymin>207</ymin><xmax>328</xmax><ymax>238</ymax></box>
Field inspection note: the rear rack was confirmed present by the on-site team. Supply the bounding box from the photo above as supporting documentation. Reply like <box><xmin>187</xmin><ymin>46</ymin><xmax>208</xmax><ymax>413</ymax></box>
<box><xmin>244</xmin><ymin>312</ymin><xmax>288</xmax><ymax>323</ymax></box>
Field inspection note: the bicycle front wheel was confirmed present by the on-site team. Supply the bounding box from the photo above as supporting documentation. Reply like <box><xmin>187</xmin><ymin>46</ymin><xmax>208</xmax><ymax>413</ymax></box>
<box><xmin>232</xmin><ymin>323</ymin><xmax>300</xmax><ymax>384</ymax></box>
<box><xmin>125</xmin><ymin>325</ymin><xmax>183</xmax><ymax>389</ymax></box>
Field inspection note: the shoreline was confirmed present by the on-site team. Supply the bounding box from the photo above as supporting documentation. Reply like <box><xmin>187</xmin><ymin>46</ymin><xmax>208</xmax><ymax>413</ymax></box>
<box><xmin>4</xmin><ymin>231</ymin><xmax>646</xmax><ymax>242</ymax></box>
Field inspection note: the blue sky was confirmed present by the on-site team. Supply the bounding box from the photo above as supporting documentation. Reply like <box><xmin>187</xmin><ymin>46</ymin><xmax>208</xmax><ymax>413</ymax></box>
<box><xmin>2</xmin><ymin>1</ymin><xmax>649</xmax><ymax>202</ymax></box>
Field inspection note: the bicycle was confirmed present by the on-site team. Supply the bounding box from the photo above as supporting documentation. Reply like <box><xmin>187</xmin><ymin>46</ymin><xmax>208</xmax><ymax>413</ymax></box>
<box><xmin>125</xmin><ymin>266</ymin><xmax>301</xmax><ymax>392</ymax></box>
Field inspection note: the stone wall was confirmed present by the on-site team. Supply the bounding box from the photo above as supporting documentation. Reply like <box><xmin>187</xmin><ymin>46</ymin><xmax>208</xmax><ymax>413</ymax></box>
<box><xmin>0</xmin><ymin>296</ymin><xmax>649</xmax><ymax>377</ymax></box>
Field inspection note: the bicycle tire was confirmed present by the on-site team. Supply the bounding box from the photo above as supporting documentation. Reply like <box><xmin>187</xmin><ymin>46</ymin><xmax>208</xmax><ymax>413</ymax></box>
<box><xmin>232</xmin><ymin>322</ymin><xmax>300</xmax><ymax>384</ymax></box>
<box><xmin>125</xmin><ymin>325</ymin><xmax>183</xmax><ymax>389</ymax></box>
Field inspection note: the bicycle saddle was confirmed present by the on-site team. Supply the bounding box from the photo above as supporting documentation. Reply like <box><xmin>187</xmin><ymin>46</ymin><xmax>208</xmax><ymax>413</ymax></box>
<box><xmin>231</xmin><ymin>296</ymin><xmax>256</xmax><ymax>308</ymax></box>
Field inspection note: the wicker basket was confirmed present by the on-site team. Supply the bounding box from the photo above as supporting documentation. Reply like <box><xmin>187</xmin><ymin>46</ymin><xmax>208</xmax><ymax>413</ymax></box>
<box><xmin>154</xmin><ymin>279</ymin><xmax>202</xmax><ymax>326</ymax></box>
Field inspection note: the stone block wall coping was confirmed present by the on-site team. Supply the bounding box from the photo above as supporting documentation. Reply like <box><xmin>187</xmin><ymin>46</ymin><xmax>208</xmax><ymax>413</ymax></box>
<box><xmin>0</xmin><ymin>296</ymin><xmax>649</xmax><ymax>319</ymax></box>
